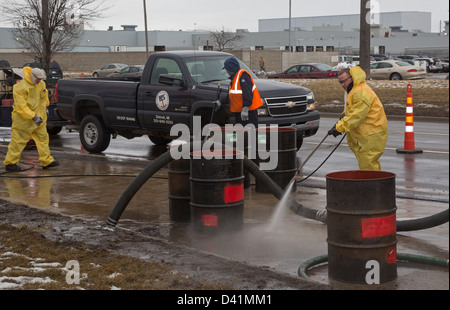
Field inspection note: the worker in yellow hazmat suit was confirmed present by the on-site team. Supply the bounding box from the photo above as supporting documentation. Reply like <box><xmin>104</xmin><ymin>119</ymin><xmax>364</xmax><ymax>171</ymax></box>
<box><xmin>328</xmin><ymin>66</ymin><xmax>388</xmax><ymax>171</ymax></box>
<box><xmin>3</xmin><ymin>67</ymin><xmax>59</xmax><ymax>172</ymax></box>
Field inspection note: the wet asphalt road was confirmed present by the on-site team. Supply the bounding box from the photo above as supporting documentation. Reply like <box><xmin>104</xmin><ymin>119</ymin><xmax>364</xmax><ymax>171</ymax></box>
<box><xmin>0</xmin><ymin>115</ymin><xmax>448</xmax><ymax>289</ymax></box>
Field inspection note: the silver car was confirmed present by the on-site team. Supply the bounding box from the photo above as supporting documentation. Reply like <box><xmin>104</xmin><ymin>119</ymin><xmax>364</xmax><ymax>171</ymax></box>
<box><xmin>92</xmin><ymin>63</ymin><xmax>128</xmax><ymax>78</ymax></box>
<box><xmin>107</xmin><ymin>65</ymin><xmax>144</xmax><ymax>79</ymax></box>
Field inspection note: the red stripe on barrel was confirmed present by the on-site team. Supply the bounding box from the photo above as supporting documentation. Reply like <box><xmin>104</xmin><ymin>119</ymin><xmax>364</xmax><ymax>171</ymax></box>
<box><xmin>201</xmin><ymin>214</ymin><xmax>218</xmax><ymax>227</ymax></box>
<box><xmin>361</xmin><ymin>214</ymin><xmax>396</xmax><ymax>238</ymax></box>
<box><xmin>223</xmin><ymin>184</ymin><xmax>244</xmax><ymax>204</ymax></box>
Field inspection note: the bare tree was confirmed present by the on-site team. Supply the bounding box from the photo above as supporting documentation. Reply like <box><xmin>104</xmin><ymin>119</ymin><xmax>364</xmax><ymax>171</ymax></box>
<box><xmin>209</xmin><ymin>30</ymin><xmax>244</xmax><ymax>51</ymax></box>
<box><xmin>2</xmin><ymin>0</ymin><xmax>108</xmax><ymax>76</ymax></box>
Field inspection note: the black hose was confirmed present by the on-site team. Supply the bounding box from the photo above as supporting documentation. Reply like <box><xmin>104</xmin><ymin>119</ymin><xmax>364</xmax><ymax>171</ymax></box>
<box><xmin>298</xmin><ymin>253</ymin><xmax>449</xmax><ymax>280</ymax></box>
<box><xmin>397</xmin><ymin>209</ymin><xmax>449</xmax><ymax>232</ymax></box>
<box><xmin>106</xmin><ymin>148</ymin><xmax>175</xmax><ymax>227</ymax></box>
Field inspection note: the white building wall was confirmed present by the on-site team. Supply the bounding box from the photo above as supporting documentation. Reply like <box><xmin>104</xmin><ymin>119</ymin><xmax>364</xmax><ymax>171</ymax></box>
<box><xmin>259</xmin><ymin>12</ymin><xmax>432</xmax><ymax>33</ymax></box>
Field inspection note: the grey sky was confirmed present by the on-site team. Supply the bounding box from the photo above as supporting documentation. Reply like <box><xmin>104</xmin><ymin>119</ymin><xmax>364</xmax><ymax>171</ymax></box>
<box><xmin>0</xmin><ymin>0</ymin><xmax>448</xmax><ymax>32</ymax></box>
<box><xmin>90</xmin><ymin>0</ymin><xmax>449</xmax><ymax>32</ymax></box>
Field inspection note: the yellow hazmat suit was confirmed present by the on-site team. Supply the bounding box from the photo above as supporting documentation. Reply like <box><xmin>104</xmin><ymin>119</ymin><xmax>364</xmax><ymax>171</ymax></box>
<box><xmin>335</xmin><ymin>66</ymin><xmax>388</xmax><ymax>171</ymax></box>
<box><xmin>3</xmin><ymin>67</ymin><xmax>55</xmax><ymax>167</ymax></box>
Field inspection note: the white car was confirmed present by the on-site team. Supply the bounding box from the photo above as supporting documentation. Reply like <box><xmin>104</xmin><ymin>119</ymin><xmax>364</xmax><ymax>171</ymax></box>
<box><xmin>370</xmin><ymin>60</ymin><xmax>426</xmax><ymax>80</ymax></box>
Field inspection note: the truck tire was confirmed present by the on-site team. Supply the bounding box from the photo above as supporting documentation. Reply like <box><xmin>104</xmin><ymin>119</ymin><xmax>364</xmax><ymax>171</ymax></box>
<box><xmin>46</xmin><ymin>126</ymin><xmax>62</xmax><ymax>136</ymax></box>
<box><xmin>148</xmin><ymin>135</ymin><xmax>172</xmax><ymax>146</ymax></box>
<box><xmin>80</xmin><ymin>115</ymin><xmax>111</xmax><ymax>153</ymax></box>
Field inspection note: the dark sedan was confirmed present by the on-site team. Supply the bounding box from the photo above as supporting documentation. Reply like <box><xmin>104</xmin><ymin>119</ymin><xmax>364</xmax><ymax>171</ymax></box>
<box><xmin>268</xmin><ymin>63</ymin><xmax>339</xmax><ymax>79</ymax></box>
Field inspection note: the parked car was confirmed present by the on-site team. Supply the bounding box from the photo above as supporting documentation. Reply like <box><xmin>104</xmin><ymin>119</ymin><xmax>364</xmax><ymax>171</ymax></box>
<box><xmin>268</xmin><ymin>63</ymin><xmax>339</xmax><ymax>79</ymax></box>
<box><xmin>371</xmin><ymin>54</ymin><xmax>392</xmax><ymax>61</ymax></box>
<box><xmin>399</xmin><ymin>59</ymin><xmax>415</xmax><ymax>66</ymax></box>
<box><xmin>414</xmin><ymin>57</ymin><xmax>442</xmax><ymax>73</ymax></box>
<box><xmin>396</xmin><ymin>55</ymin><xmax>420</xmax><ymax>60</ymax></box>
<box><xmin>369</xmin><ymin>60</ymin><xmax>426</xmax><ymax>80</ymax></box>
<box><xmin>107</xmin><ymin>65</ymin><xmax>144</xmax><ymax>80</ymax></box>
<box><xmin>432</xmin><ymin>58</ymin><xmax>448</xmax><ymax>73</ymax></box>
<box><xmin>22</xmin><ymin>60</ymin><xmax>63</xmax><ymax>79</ymax></box>
<box><xmin>440</xmin><ymin>61</ymin><xmax>449</xmax><ymax>73</ymax></box>
<box><xmin>0</xmin><ymin>60</ymin><xmax>11</xmax><ymax>69</ymax></box>
<box><xmin>92</xmin><ymin>63</ymin><xmax>128</xmax><ymax>78</ymax></box>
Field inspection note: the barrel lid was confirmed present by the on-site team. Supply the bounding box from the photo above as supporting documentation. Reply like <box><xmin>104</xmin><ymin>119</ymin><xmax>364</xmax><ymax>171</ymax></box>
<box><xmin>326</xmin><ymin>170</ymin><xmax>396</xmax><ymax>181</ymax></box>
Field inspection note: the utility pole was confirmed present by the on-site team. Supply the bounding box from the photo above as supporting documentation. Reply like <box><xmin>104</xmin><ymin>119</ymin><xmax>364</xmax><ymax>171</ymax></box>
<box><xmin>288</xmin><ymin>0</ymin><xmax>292</xmax><ymax>52</ymax></box>
<box><xmin>360</xmin><ymin>0</ymin><xmax>371</xmax><ymax>78</ymax></box>
<box><xmin>41</xmin><ymin>0</ymin><xmax>50</xmax><ymax>75</ymax></box>
<box><xmin>143</xmin><ymin>0</ymin><xmax>149</xmax><ymax>59</ymax></box>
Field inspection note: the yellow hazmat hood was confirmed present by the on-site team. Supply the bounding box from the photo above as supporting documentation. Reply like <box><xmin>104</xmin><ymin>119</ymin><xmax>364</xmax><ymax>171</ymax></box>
<box><xmin>22</xmin><ymin>66</ymin><xmax>33</xmax><ymax>84</ymax></box>
<box><xmin>349</xmin><ymin>66</ymin><xmax>367</xmax><ymax>87</ymax></box>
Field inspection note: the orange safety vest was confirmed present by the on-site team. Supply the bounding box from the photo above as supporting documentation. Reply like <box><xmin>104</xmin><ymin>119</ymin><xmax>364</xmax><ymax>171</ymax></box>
<box><xmin>229</xmin><ymin>69</ymin><xmax>263</xmax><ymax>113</ymax></box>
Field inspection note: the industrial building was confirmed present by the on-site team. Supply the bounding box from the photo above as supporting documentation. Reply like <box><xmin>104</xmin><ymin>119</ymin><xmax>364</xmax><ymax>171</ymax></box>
<box><xmin>259</xmin><ymin>11</ymin><xmax>434</xmax><ymax>33</ymax></box>
<box><xmin>1</xmin><ymin>10</ymin><xmax>447</xmax><ymax>54</ymax></box>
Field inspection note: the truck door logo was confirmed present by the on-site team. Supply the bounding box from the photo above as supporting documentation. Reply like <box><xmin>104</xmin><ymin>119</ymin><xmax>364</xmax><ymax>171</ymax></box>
<box><xmin>156</xmin><ymin>91</ymin><xmax>170</xmax><ymax>111</ymax></box>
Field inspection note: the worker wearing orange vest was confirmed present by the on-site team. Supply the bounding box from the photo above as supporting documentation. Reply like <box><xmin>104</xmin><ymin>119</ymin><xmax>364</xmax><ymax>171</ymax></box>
<box><xmin>214</xmin><ymin>57</ymin><xmax>262</xmax><ymax>127</ymax></box>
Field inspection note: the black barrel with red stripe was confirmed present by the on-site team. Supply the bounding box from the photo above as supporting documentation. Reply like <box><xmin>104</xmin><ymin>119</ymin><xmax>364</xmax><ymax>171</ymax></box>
<box><xmin>326</xmin><ymin>170</ymin><xmax>397</xmax><ymax>284</ymax></box>
<box><xmin>190</xmin><ymin>150</ymin><xmax>244</xmax><ymax>234</ymax></box>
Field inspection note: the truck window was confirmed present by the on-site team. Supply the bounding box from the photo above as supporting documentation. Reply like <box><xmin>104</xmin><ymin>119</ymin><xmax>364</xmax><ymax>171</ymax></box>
<box><xmin>150</xmin><ymin>58</ymin><xmax>182</xmax><ymax>85</ymax></box>
<box><xmin>185</xmin><ymin>58</ymin><xmax>229</xmax><ymax>84</ymax></box>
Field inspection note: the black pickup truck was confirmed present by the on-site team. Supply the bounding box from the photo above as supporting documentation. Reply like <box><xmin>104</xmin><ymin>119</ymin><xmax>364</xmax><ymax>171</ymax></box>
<box><xmin>56</xmin><ymin>50</ymin><xmax>320</xmax><ymax>153</ymax></box>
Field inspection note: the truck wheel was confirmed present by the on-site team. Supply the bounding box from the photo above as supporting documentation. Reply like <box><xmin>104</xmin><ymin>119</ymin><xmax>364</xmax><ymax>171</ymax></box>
<box><xmin>148</xmin><ymin>135</ymin><xmax>173</xmax><ymax>146</ymax></box>
<box><xmin>80</xmin><ymin>115</ymin><xmax>111</xmax><ymax>153</ymax></box>
<box><xmin>47</xmin><ymin>126</ymin><xmax>62</xmax><ymax>135</ymax></box>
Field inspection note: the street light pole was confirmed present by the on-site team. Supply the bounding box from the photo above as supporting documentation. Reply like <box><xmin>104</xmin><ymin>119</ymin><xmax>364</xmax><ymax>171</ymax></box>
<box><xmin>288</xmin><ymin>0</ymin><xmax>292</xmax><ymax>52</ymax></box>
<box><xmin>143</xmin><ymin>0</ymin><xmax>149</xmax><ymax>59</ymax></box>
<box><xmin>360</xmin><ymin>0</ymin><xmax>371</xmax><ymax>78</ymax></box>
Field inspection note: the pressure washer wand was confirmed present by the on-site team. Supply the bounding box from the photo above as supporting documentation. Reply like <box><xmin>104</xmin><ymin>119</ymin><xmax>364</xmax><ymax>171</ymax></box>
<box><xmin>203</xmin><ymin>82</ymin><xmax>221</xmax><ymax>143</ymax></box>
<box><xmin>297</xmin><ymin>132</ymin><xmax>328</xmax><ymax>176</ymax></box>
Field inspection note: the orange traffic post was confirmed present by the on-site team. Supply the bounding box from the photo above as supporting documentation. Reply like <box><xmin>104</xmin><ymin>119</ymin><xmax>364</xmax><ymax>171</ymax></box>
<box><xmin>396</xmin><ymin>83</ymin><xmax>423</xmax><ymax>154</ymax></box>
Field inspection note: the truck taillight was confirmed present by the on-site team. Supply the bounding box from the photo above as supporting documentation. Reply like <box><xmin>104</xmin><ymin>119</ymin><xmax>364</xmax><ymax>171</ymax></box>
<box><xmin>55</xmin><ymin>83</ymin><xmax>59</xmax><ymax>103</ymax></box>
